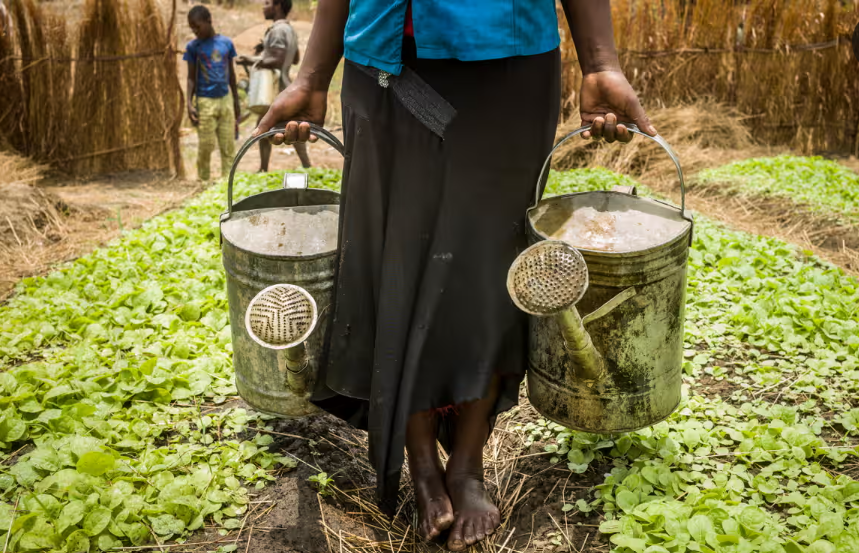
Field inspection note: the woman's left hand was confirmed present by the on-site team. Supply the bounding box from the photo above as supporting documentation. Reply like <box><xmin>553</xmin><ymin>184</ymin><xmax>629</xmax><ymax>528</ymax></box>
<box><xmin>579</xmin><ymin>70</ymin><xmax>656</xmax><ymax>143</ymax></box>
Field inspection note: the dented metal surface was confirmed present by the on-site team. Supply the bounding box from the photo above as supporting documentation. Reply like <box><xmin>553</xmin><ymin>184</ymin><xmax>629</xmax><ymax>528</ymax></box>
<box><xmin>222</xmin><ymin>187</ymin><xmax>340</xmax><ymax>418</ymax></box>
<box><xmin>526</xmin><ymin>190</ymin><xmax>692</xmax><ymax>434</ymax></box>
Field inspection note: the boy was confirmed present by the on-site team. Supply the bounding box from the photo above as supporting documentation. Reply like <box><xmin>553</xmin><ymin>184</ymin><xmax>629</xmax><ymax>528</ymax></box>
<box><xmin>184</xmin><ymin>6</ymin><xmax>240</xmax><ymax>181</ymax></box>
<box><xmin>238</xmin><ymin>0</ymin><xmax>310</xmax><ymax>170</ymax></box>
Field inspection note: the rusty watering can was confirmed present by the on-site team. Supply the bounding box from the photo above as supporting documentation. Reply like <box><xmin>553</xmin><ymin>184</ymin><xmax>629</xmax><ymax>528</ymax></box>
<box><xmin>510</xmin><ymin>124</ymin><xmax>694</xmax><ymax>434</ymax></box>
<box><xmin>220</xmin><ymin>123</ymin><xmax>343</xmax><ymax>418</ymax></box>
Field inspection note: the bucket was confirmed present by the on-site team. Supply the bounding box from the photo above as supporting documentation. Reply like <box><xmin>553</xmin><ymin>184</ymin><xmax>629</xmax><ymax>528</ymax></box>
<box><xmin>524</xmin><ymin>125</ymin><xmax>694</xmax><ymax>434</ymax></box>
<box><xmin>220</xmin><ymin>123</ymin><xmax>344</xmax><ymax>417</ymax></box>
<box><xmin>247</xmin><ymin>67</ymin><xmax>280</xmax><ymax>115</ymax></box>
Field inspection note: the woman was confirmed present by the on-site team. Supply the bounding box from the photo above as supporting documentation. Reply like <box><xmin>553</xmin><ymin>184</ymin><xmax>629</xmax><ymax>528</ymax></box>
<box><xmin>255</xmin><ymin>1</ymin><xmax>656</xmax><ymax>550</ymax></box>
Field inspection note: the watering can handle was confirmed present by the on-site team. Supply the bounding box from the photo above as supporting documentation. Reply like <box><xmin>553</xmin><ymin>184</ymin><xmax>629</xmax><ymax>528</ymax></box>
<box><xmin>531</xmin><ymin>124</ymin><xmax>688</xmax><ymax>218</ymax></box>
<box><xmin>226</xmin><ymin>122</ymin><xmax>346</xmax><ymax>218</ymax></box>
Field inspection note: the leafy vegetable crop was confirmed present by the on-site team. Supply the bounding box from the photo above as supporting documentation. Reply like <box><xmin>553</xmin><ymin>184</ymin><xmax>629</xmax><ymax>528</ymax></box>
<box><xmin>0</xmin><ymin>165</ymin><xmax>856</xmax><ymax>552</ymax></box>
<box><xmin>0</xmin><ymin>169</ymin><xmax>340</xmax><ymax>552</ymax></box>
<box><xmin>528</xmin><ymin>169</ymin><xmax>859</xmax><ymax>553</ymax></box>
<box><xmin>697</xmin><ymin>156</ymin><xmax>859</xmax><ymax>223</ymax></box>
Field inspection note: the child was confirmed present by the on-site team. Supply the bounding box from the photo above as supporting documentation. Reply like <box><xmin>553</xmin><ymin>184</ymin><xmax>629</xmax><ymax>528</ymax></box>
<box><xmin>184</xmin><ymin>6</ymin><xmax>240</xmax><ymax>181</ymax></box>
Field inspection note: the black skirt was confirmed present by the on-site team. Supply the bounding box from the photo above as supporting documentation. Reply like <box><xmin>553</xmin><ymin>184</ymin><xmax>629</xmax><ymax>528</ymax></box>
<box><xmin>313</xmin><ymin>44</ymin><xmax>561</xmax><ymax>511</ymax></box>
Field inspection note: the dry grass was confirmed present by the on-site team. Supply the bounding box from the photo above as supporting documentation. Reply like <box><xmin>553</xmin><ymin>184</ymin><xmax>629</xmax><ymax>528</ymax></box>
<box><xmin>552</xmin><ymin>99</ymin><xmax>762</xmax><ymax>177</ymax></box>
<box><xmin>0</xmin><ymin>165</ymin><xmax>202</xmax><ymax>301</ymax></box>
<box><xmin>682</xmin><ymin>185</ymin><xmax>859</xmax><ymax>276</ymax></box>
<box><xmin>0</xmin><ymin>151</ymin><xmax>70</xmax><ymax>293</ymax></box>
<box><xmin>558</xmin><ymin>0</ymin><xmax>859</xmax><ymax>153</ymax></box>
<box><xmin>0</xmin><ymin>151</ymin><xmax>45</xmax><ymax>187</ymax></box>
<box><xmin>0</xmin><ymin>152</ymin><xmax>65</xmax><ymax>249</ymax></box>
<box><xmin>317</xmin><ymin>411</ymin><xmax>538</xmax><ymax>553</ymax></box>
<box><xmin>1</xmin><ymin>0</ymin><xmax>183</xmax><ymax>176</ymax></box>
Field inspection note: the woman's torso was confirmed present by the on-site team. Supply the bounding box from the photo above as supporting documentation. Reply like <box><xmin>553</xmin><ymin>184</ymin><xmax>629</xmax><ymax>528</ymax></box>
<box><xmin>343</xmin><ymin>0</ymin><xmax>560</xmax><ymax>75</ymax></box>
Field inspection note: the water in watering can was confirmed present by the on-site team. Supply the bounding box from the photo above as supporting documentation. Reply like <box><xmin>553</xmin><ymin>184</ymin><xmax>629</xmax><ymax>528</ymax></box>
<box><xmin>541</xmin><ymin>206</ymin><xmax>688</xmax><ymax>252</ymax></box>
<box><xmin>220</xmin><ymin>205</ymin><xmax>339</xmax><ymax>257</ymax></box>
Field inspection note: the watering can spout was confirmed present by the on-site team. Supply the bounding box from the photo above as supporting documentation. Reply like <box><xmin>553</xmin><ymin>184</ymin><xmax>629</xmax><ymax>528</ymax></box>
<box><xmin>555</xmin><ymin>308</ymin><xmax>606</xmax><ymax>385</ymax></box>
<box><xmin>555</xmin><ymin>286</ymin><xmax>637</xmax><ymax>385</ymax></box>
<box><xmin>507</xmin><ymin>241</ymin><xmax>638</xmax><ymax>389</ymax></box>
<box><xmin>277</xmin><ymin>346</ymin><xmax>310</xmax><ymax>394</ymax></box>
<box><xmin>245</xmin><ymin>283</ymin><xmax>320</xmax><ymax>396</ymax></box>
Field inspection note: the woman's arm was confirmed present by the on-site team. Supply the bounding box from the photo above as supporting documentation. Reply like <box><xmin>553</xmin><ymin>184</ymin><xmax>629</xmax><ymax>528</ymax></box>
<box><xmin>562</xmin><ymin>1</ymin><xmax>656</xmax><ymax>142</ymax></box>
<box><xmin>254</xmin><ymin>0</ymin><xmax>348</xmax><ymax>143</ymax></box>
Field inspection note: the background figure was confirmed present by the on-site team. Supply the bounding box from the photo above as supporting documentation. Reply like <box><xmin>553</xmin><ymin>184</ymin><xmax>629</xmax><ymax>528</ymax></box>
<box><xmin>184</xmin><ymin>6</ymin><xmax>240</xmax><ymax>181</ymax></box>
<box><xmin>240</xmin><ymin>0</ymin><xmax>311</xmax><ymax>170</ymax></box>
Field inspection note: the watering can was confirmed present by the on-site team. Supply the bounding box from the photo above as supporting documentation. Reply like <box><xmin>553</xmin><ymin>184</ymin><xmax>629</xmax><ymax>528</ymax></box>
<box><xmin>247</xmin><ymin>66</ymin><xmax>281</xmax><ymax>115</ymax></box>
<box><xmin>510</xmin><ymin>124</ymin><xmax>694</xmax><ymax>434</ymax></box>
<box><xmin>220</xmin><ymin>123</ymin><xmax>343</xmax><ymax>418</ymax></box>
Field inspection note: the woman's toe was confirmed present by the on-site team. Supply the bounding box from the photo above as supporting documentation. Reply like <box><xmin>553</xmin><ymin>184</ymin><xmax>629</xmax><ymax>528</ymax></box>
<box><xmin>435</xmin><ymin>506</ymin><xmax>455</xmax><ymax>530</ymax></box>
<box><xmin>447</xmin><ymin>519</ymin><xmax>466</xmax><ymax>551</ymax></box>
<box><xmin>463</xmin><ymin>520</ymin><xmax>480</xmax><ymax>545</ymax></box>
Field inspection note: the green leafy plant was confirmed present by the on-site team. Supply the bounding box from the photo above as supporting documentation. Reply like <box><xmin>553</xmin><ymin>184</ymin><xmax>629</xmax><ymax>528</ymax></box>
<box><xmin>308</xmin><ymin>472</ymin><xmax>335</xmax><ymax>496</ymax></box>
<box><xmin>0</xmin><ymin>170</ymin><xmax>328</xmax><ymax>552</ymax></box>
<box><xmin>0</xmin><ymin>164</ymin><xmax>857</xmax><ymax>552</ymax></box>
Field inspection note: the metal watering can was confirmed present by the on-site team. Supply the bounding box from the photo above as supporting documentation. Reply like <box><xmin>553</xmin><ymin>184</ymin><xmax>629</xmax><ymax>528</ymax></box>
<box><xmin>220</xmin><ymin>123</ymin><xmax>343</xmax><ymax>418</ymax></box>
<box><xmin>509</xmin><ymin>124</ymin><xmax>694</xmax><ymax>434</ymax></box>
<box><xmin>247</xmin><ymin>66</ymin><xmax>281</xmax><ymax>115</ymax></box>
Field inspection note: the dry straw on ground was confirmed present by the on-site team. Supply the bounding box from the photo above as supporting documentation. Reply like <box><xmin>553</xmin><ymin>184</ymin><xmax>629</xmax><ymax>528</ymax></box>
<box><xmin>558</xmin><ymin>0</ymin><xmax>859</xmax><ymax>154</ymax></box>
<box><xmin>315</xmin><ymin>410</ymin><xmax>541</xmax><ymax>553</ymax></box>
<box><xmin>0</xmin><ymin>0</ymin><xmax>183</xmax><ymax>176</ymax></box>
<box><xmin>0</xmin><ymin>152</ymin><xmax>65</xmax><ymax>250</ymax></box>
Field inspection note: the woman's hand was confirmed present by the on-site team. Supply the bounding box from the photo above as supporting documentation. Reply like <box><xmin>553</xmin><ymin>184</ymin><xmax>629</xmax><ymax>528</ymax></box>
<box><xmin>252</xmin><ymin>80</ymin><xmax>329</xmax><ymax>145</ymax></box>
<box><xmin>579</xmin><ymin>71</ymin><xmax>656</xmax><ymax>143</ymax></box>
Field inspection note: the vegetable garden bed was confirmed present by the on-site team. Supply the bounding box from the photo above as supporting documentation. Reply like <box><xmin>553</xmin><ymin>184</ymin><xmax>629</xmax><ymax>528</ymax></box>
<box><xmin>692</xmin><ymin>156</ymin><xmax>859</xmax><ymax>255</ymax></box>
<box><xmin>0</xmin><ymin>168</ymin><xmax>856</xmax><ymax>553</ymax></box>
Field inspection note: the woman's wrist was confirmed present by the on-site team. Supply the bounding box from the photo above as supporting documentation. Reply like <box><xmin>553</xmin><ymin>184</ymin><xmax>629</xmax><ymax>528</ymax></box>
<box><xmin>294</xmin><ymin>68</ymin><xmax>336</xmax><ymax>94</ymax></box>
<box><xmin>579</xmin><ymin>57</ymin><xmax>622</xmax><ymax>76</ymax></box>
<box><xmin>575</xmin><ymin>44</ymin><xmax>622</xmax><ymax>75</ymax></box>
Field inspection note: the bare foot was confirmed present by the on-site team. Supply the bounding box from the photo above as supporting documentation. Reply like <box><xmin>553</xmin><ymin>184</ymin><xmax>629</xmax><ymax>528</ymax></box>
<box><xmin>409</xmin><ymin>456</ymin><xmax>454</xmax><ymax>540</ymax></box>
<box><xmin>445</xmin><ymin>468</ymin><xmax>501</xmax><ymax>551</ymax></box>
<box><xmin>406</xmin><ymin>411</ymin><xmax>454</xmax><ymax>541</ymax></box>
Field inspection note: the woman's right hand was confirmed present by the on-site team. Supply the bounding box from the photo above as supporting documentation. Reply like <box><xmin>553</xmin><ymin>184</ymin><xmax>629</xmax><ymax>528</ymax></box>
<box><xmin>252</xmin><ymin>81</ymin><xmax>329</xmax><ymax>145</ymax></box>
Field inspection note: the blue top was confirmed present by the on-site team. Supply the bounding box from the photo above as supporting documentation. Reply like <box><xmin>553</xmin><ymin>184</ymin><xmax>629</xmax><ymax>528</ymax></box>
<box><xmin>183</xmin><ymin>35</ymin><xmax>237</xmax><ymax>98</ymax></box>
<box><xmin>344</xmin><ymin>0</ymin><xmax>560</xmax><ymax>75</ymax></box>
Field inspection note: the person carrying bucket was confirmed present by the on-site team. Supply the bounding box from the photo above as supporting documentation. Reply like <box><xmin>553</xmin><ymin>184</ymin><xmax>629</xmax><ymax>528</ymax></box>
<box><xmin>184</xmin><ymin>6</ymin><xmax>240</xmax><ymax>182</ymax></box>
<box><xmin>254</xmin><ymin>1</ymin><xmax>655</xmax><ymax>550</ymax></box>
<box><xmin>238</xmin><ymin>0</ymin><xmax>312</xmax><ymax>171</ymax></box>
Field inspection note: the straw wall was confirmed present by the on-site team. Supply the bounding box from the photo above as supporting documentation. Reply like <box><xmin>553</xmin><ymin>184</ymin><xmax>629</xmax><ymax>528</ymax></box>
<box><xmin>0</xmin><ymin>0</ymin><xmax>183</xmax><ymax>176</ymax></box>
<box><xmin>559</xmin><ymin>0</ymin><xmax>859</xmax><ymax>154</ymax></box>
